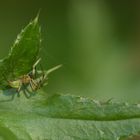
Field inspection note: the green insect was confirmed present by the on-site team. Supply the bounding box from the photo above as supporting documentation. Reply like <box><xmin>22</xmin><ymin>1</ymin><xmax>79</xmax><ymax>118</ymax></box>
<box><xmin>4</xmin><ymin>59</ymin><xmax>62</xmax><ymax>99</ymax></box>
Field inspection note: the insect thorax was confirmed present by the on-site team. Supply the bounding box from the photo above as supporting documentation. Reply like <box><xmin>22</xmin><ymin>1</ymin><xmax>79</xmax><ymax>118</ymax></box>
<box><xmin>20</xmin><ymin>75</ymin><xmax>31</xmax><ymax>84</ymax></box>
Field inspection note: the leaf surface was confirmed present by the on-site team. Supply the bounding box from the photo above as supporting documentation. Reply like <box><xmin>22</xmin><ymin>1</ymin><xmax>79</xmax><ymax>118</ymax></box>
<box><xmin>0</xmin><ymin>93</ymin><xmax>139</xmax><ymax>140</ymax></box>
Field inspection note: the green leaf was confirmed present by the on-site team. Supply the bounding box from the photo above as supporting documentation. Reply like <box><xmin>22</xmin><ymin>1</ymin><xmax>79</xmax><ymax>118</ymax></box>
<box><xmin>0</xmin><ymin>15</ymin><xmax>41</xmax><ymax>88</ymax></box>
<box><xmin>0</xmin><ymin>15</ymin><xmax>139</xmax><ymax>140</ymax></box>
<box><xmin>0</xmin><ymin>93</ymin><xmax>139</xmax><ymax>140</ymax></box>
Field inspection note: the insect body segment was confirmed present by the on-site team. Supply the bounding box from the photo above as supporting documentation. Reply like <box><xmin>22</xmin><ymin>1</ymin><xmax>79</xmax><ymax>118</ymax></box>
<box><xmin>9</xmin><ymin>79</ymin><xmax>21</xmax><ymax>89</ymax></box>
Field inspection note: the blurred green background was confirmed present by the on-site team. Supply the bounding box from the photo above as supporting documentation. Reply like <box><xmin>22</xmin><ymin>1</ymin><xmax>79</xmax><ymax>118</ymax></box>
<box><xmin>0</xmin><ymin>0</ymin><xmax>140</xmax><ymax>103</ymax></box>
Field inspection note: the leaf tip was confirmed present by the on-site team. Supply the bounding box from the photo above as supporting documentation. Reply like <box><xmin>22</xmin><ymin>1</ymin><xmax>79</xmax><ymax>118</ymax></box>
<box><xmin>34</xmin><ymin>10</ymin><xmax>41</xmax><ymax>23</ymax></box>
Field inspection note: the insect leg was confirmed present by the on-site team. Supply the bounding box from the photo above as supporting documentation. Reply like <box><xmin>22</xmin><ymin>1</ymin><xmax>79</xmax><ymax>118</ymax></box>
<box><xmin>17</xmin><ymin>86</ymin><xmax>21</xmax><ymax>97</ymax></box>
<box><xmin>46</xmin><ymin>65</ymin><xmax>62</xmax><ymax>76</ymax></box>
<box><xmin>29</xmin><ymin>80</ymin><xmax>37</xmax><ymax>91</ymax></box>
<box><xmin>10</xmin><ymin>93</ymin><xmax>16</xmax><ymax>101</ymax></box>
<box><xmin>35</xmin><ymin>77</ymin><xmax>42</xmax><ymax>89</ymax></box>
<box><xmin>0</xmin><ymin>94</ymin><xmax>15</xmax><ymax>102</ymax></box>
<box><xmin>39</xmin><ymin>64</ymin><xmax>48</xmax><ymax>87</ymax></box>
<box><xmin>31</xmin><ymin>79</ymin><xmax>38</xmax><ymax>90</ymax></box>
<box><xmin>23</xmin><ymin>89</ymin><xmax>31</xmax><ymax>99</ymax></box>
<box><xmin>32</xmin><ymin>58</ymin><xmax>41</xmax><ymax>78</ymax></box>
<box><xmin>22</xmin><ymin>84</ymin><xmax>31</xmax><ymax>99</ymax></box>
